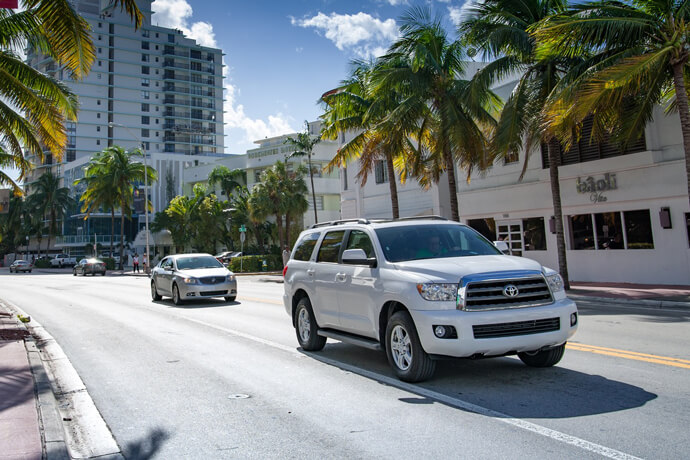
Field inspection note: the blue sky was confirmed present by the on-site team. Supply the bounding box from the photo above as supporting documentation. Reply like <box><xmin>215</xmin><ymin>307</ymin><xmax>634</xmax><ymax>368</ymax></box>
<box><xmin>150</xmin><ymin>0</ymin><xmax>472</xmax><ymax>154</ymax></box>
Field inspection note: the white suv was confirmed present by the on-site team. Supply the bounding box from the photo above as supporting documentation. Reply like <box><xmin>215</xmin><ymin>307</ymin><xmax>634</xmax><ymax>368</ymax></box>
<box><xmin>283</xmin><ymin>217</ymin><xmax>578</xmax><ymax>382</ymax></box>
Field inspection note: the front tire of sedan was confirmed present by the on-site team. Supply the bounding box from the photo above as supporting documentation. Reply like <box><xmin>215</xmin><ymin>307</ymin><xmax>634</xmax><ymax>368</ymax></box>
<box><xmin>151</xmin><ymin>281</ymin><xmax>162</xmax><ymax>301</ymax></box>
<box><xmin>518</xmin><ymin>343</ymin><xmax>566</xmax><ymax>368</ymax></box>
<box><xmin>172</xmin><ymin>283</ymin><xmax>183</xmax><ymax>306</ymax></box>
<box><xmin>224</xmin><ymin>295</ymin><xmax>236</xmax><ymax>302</ymax></box>
<box><xmin>294</xmin><ymin>297</ymin><xmax>326</xmax><ymax>351</ymax></box>
<box><xmin>385</xmin><ymin>311</ymin><xmax>436</xmax><ymax>383</ymax></box>
<box><xmin>73</xmin><ymin>269</ymin><xmax>76</xmax><ymax>276</ymax></box>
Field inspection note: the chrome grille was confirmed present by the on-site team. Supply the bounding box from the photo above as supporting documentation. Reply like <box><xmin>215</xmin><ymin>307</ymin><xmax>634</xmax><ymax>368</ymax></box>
<box><xmin>200</xmin><ymin>276</ymin><xmax>226</xmax><ymax>285</ymax></box>
<box><xmin>473</xmin><ymin>317</ymin><xmax>560</xmax><ymax>339</ymax></box>
<box><xmin>464</xmin><ymin>276</ymin><xmax>552</xmax><ymax>311</ymax></box>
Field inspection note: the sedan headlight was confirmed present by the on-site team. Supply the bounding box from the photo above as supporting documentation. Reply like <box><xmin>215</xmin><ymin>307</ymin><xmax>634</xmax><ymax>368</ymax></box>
<box><xmin>417</xmin><ymin>283</ymin><xmax>458</xmax><ymax>301</ymax></box>
<box><xmin>182</xmin><ymin>277</ymin><xmax>198</xmax><ymax>284</ymax></box>
<box><xmin>226</xmin><ymin>274</ymin><xmax>236</xmax><ymax>282</ymax></box>
<box><xmin>546</xmin><ymin>274</ymin><xmax>564</xmax><ymax>293</ymax></box>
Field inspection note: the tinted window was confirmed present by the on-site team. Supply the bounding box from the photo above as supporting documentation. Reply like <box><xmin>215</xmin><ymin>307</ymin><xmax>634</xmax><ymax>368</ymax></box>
<box><xmin>317</xmin><ymin>231</ymin><xmax>345</xmax><ymax>263</ymax></box>
<box><xmin>176</xmin><ymin>256</ymin><xmax>223</xmax><ymax>270</ymax></box>
<box><xmin>345</xmin><ymin>230</ymin><xmax>375</xmax><ymax>258</ymax></box>
<box><xmin>375</xmin><ymin>224</ymin><xmax>501</xmax><ymax>262</ymax></box>
<box><xmin>293</xmin><ymin>232</ymin><xmax>320</xmax><ymax>261</ymax></box>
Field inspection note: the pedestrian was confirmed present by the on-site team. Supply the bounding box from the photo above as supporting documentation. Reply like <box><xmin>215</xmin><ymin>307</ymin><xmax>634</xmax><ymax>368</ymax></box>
<box><xmin>142</xmin><ymin>253</ymin><xmax>147</xmax><ymax>273</ymax></box>
<box><xmin>282</xmin><ymin>245</ymin><xmax>290</xmax><ymax>267</ymax></box>
<box><xmin>133</xmin><ymin>253</ymin><xmax>139</xmax><ymax>273</ymax></box>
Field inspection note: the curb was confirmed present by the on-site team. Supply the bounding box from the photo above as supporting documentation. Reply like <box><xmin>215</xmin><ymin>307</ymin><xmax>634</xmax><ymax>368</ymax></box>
<box><xmin>568</xmin><ymin>293</ymin><xmax>690</xmax><ymax>309</ymax></box>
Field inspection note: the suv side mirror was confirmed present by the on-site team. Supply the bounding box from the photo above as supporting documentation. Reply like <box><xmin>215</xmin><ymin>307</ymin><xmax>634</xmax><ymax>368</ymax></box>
<box><xmin>493</xmin><ymin>241</ymin><xmax>510</xmax><ymax>254</ymax></box>
<box><xmin>342</xmin><ymin>249</ymin><xmax>377</xmax><ymax>268</ymax></box>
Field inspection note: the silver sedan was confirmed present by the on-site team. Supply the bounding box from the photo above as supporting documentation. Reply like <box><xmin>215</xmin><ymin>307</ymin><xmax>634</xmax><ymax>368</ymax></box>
<box><xmin>150</xmin><ymin>253</ymin><xmax>238</xmax><ymax>305</ymax></box>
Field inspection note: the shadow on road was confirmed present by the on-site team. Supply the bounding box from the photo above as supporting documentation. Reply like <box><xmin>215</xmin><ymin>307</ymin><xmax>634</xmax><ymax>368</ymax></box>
<box><xmin>154</xmin><ymin>298</ymin><xmax>238</xmax><ymax>309</ymax></box>
<box><xmin>121</xmin><ymin>427</ymin><xmax>170</xmax><ymax>460</ymax></box>
<box><xmin>301</xmin><ymin>343</ymin><xmax>657</xmax><ymax>420</ymax></box>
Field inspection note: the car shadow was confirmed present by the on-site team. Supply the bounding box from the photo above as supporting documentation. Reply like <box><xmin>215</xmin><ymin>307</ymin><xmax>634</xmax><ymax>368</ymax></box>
<box><xmin>300</xmin><ymin>343</ymin><xmax>657</xmax><ymax>420</ymax></box>
<box><xmin>120</xmin><ymin>427</ymin><xmax>170</xmax><ymax>460</ymax></box>
<box><xmin>154</xmin><ymin>298</ymin><xmax>239</xmax><ymax>309</ymax></box>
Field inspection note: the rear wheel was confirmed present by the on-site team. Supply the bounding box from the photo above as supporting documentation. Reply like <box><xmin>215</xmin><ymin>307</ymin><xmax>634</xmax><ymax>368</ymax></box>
<box><xmin>73</xmin><ymin>270</ymin><xmax>76</xmax><ymax>276</ymax></box>
<box><xmin>518</xmin><ymin>344</ymin><xmax>566</xmax><ymax>367</ymax></box>
<box><xmin>151</xmin><ymin>281</ymin><xmax>162</xmax><ymax>301</ymax></box>
<box><xmin>172</xmin><ymin>284</ymin><xmax>183</xmax><ymax>305</ymax></box>
<box><xmin>385</xmin><ymin>311</ymin><xmax>435</xmax><ymax>383</ymax></box>
<box><xmin>294</xmin><ymin>297</ymin><xmax>326</xmax><ymax>351</ymax></box>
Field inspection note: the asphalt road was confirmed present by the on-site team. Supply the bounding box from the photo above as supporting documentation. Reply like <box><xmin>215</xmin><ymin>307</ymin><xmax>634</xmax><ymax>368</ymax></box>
<box><xmin>1</xmin><ymin>270</ymin><xmax>689</xmax><ymax>459</ymax></box>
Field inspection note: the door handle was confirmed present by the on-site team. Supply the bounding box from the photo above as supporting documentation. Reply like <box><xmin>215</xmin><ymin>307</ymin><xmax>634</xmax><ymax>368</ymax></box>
<box><xmin>336</xmin><ymin>273</ymin><xmax>347</xmax><ymax>282</ymax></box>
<box><xmin>306</xmin><ymin>269</ymin><xmax>315</xmax><ymax>277</ymax></box>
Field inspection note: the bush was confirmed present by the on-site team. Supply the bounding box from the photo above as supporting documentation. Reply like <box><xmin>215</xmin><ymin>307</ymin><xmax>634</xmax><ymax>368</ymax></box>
<box><xmin>101</xmin><ymin>258</ymin><xmax>116</xmax><ymax>270</ymax></box>
<box><xmin>34</xmin><ymin>259</ymin><xmax>51</xmax><ymax>268</ymax></box>
<box><xmin>229</xmin><ymin>254</ymin><xmax>281</xmax><ymax>273</ymax></box>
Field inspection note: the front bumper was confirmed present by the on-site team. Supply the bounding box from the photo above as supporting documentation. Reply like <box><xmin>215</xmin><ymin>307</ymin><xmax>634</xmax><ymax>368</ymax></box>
<box><xmin>409</xmin><ymin>298</ymin><xmax>578</xmax><ymax>358</ymax></box>
<box><xmin>177</xmin><ymin>280</ymin><xmax>237</xmax><ymax>299</ymax></box>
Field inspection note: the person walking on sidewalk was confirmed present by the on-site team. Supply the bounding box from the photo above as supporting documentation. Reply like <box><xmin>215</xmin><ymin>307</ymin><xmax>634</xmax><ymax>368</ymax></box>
<box><xmin>133</xmin><ymin>253</ymin><xmax>139</xmax><ymax>273</ymax></box>
<box><xmin>142</xmin><ymin>254</ymin><xmax>148</xmax><ymax>274</ymax></box>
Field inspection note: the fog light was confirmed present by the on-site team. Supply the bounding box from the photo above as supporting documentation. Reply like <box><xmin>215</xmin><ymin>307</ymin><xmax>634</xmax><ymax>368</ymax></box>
<box><xmin>570</xmin><ymin>312</ymin><xmax>578</xmax><ymax>326</ymax></box>
<box><xmin>434</xmin><ymin>326</ymin><xmax>446</xmax><ymax>337</ymax></box>
<box><xmin>433</xmin><ymin>325</ymin><xmax>457</xmax><ymax>339</ymax></box>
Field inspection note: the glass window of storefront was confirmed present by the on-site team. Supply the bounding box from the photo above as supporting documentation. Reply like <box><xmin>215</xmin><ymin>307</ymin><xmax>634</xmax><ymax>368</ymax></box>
<box><xmin>523</xmin><ymin>217</ymin><xmax>546</xmax><ymax>251</ymax></box>
<box><xmin>624</xmin><ymin>210</ymin><xmax>654</xmax><ymax>249</ymax></box>
<box><xmin>594</xmin><ymin>212</ymin><xmax>623</xmax><ymax>249</ymax></box>
<box><xmin>570</xmin><ymin>214</ymin><xmax>595</xmax><ymax>250</ymax></box>
<box><xmin>467</xmin><ymin>218</ymin><xmax>496</xmax><ymax>242</ymax></box>
<box><xmin>569</xmin><ymin>210</ymin><xmax>653</xmax><ymax>250</ymax></box>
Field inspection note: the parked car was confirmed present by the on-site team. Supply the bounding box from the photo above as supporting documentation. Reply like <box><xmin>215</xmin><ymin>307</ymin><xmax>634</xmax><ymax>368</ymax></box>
<box><xmin>283</xmin><ymin>217</ymin><xmax>578</xmax><ymax>383</ymax></box>
<box><xmin>50</xmin><ymin>253</ymin><xmax>77</xmax><ymax>268</ymax></box>
<box><xmin>151</xmin><ymin>253</ymin><xmax>237</xmax><ymax>305</ymax></box>
<box><xmin>215</xmin><ymin>251</ymin><xmax>242</xmax><ymax>264</ymax></box>
<box><xmin>73</xmin><ymin>258</ymin><xmax>107</xmax><ymax>276</ymax></box>
<box><xmin>9</xmin><ymin>260</ymin><xmax>32</xmax><ymax>273</ymax></box>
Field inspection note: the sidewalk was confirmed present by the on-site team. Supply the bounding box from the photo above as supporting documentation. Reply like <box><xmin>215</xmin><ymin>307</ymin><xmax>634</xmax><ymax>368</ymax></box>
<box><xmin>568</xmin><ymin>281</ymin><xmax>690</xmax><ymax>308</ymax></box>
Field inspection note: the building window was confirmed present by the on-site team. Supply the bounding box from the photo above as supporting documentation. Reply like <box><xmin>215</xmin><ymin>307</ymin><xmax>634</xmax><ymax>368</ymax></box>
<box><xmin>98</xmin><ymin>22</ymin><xmax>102</xmax><ymax>28</ymax></box>
<box><xmin>467</xmin><ymin>218</ymin><xmax>497</xmax><ymax>242</ymax></box>
<box><xmin>141</xmin><ymin>54</ymin><xmax>149</xmax><ymax>62</ymax></box>
<box><xmin>142</xmin><ymin>103</ymin><xmax>149</xmax><ymax>112</ymax></box>
<box><xmin>569</xmin><ymin>210</ymin><xmax>654</xmax><ymax>250</ymax></box>
<box><xmin>308</xmin><ymin>195</ymin><xmax>324</xmax><ymax>211</ymax></box>
<box><xmin>144</xmin><ymin>142</ymin><xmax>150</xmax><ymax>150</ymax></box>
<box><xmin>142</xmin><ymin>116</ymin><xmax>150</xmax><ymax>125</ymax></box>
<box><xmin>142</xmin><ymin>30</ymin><xmax>149</xmax><ymax>38</ymax></box>
<box><xmin>569</xmin><ymin>214</ymin><xmax>595</xmax><ymax>250</ymax></box>
<box><xmin>141</xmin><ymin>91</ymin><xmax>150</xmax><ymax>100</ymax></box>
<box><xmin>141</xmin><ymin>78</ymin><xmax>150</xmax><ymax>87</ymax></box>
<box><xmin>97</xmin><ymin>73</ymin><xmax>101</xmax><ymax>79</ymax></box>
<box><xmin>142</xmin><ymin>129</ymin><xmax>150</xmax><ymax>138</ymax></box>
<box><xmin>624</xmin><ymin>210</ymin><xmax>654</xmax><ymax>249</ymax></box>
<box><xmin>98</xmin><ymin>35</ymin><xmax>102</xmax><ymax>40</ymax></box>
<box><xmin>142</xmin><ymin>66</ymin><xmax>150</xmax><ymax>74</ymax></box>
<box><xmin>97</xmin><ymin>99</ymin><xmax>101</xmax><ymax>105</ymax></box>
<box><xmin>504</xmin><ymin>150</ymin><xmax>519</xmax><ymax>164</ymax></box>
<box><xmin>96</xmin><ymin>139</ymin><xmax>100</xmax><ymax>145</ymax></box>
<box><xmin>97</xmin><ymin>113</ymin><xmax>101</xmax><ymax>119</ymax></box>
<box><xmin>97</xmin><ymin>60</ymin><xmax>102</xmax><ymax>67</ymax></box>
<box><xmin>141</xmin><ymin>41</ymin><xmax>149</xmax><ymax>50</ymax></box>
<box><xmin>594</xmin><ymin>212</ymin><xmax>623</xmax><ymax>249</ymax></box>
<box><xmin>96</xmin><ymin>126</ymin><xmax>100</xmax><ymax>132</ymax></box>
<box><xmin>98</xmin><ymin>48</ymin><xmax>102</xmax><ymax>54</ymax></box>
<box><xmin>168</xmin><ymin>33</ymin><xmax>175</xmax><ymax>43</ymax></box>
<box><xmin>374</xmin><ymin>160</ymin><xmax>388</xmax><ymax>184</ymax></box>
<box><xmin>522</xmin><ymin>217</ymin><xmax>546</xmax><ymax>250</ymax></box>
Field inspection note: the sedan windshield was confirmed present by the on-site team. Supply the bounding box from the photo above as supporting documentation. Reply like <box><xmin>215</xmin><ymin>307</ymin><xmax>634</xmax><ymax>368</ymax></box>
<box><xmin>375</xmin><ymin>224</ymin><xmax>502</xmax><ymax>262</ymax></box>
<box><xmin>176</xmin><ymin>256</ymin><xmax>224</xmax><ymax>270</ymax></box>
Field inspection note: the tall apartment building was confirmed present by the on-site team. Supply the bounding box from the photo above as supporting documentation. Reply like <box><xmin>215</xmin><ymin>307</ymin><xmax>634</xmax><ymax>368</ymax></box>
<box><xmin>25</xmin><ymin>0</ymin><xmax>225</xmax><ymax>256</ymax></box>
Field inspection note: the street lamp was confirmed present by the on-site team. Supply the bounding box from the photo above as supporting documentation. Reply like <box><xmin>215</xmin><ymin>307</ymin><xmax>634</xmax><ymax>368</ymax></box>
<box><xmin>108</xmin><ymin>122</ymin><xmax>151</xmax><ymax>274</ymax></box>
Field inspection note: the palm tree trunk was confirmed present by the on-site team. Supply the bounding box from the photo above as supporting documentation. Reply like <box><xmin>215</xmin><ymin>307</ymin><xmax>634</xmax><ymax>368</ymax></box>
<box><xmin>385</xmin><ymin>152</ymin><xmax>399</xmax><ymax>219</ymax></box>
<box><xmin>547</xmin><ymin>140</ymin><xmax>570</xmax><ymax>290</ymax></box>
<box><xmin>284</xmin><ymin>213</ymin><xmax>291</xmax><ymax>249</ymax></box>
<box><xmin>671</xmin><ymin>62</ymin><xmax>690</xmax><ymax>210</ymax></box>
<box><xmin>110</xmin><ymin>208</ymin><xmax>115</xmax><ymax>254</ymax></box>
<box><xmin>275</xmin><ymin>213</ymin><xmax>284</xmax><ymax>251</ymax></box>
<box><xmin>119</xmin><ymin>204</ymin><xmax>125</xmax><ymax>270</ymax></box>
<box><xmin>444</xmin><ymin>146</ymin><xmax>460</xmax><ymax>221</ymax></box>
<box><xmin>308</xmin><ymin>153</ymin><xmax>318</xmax><ymax>223</ymax></box>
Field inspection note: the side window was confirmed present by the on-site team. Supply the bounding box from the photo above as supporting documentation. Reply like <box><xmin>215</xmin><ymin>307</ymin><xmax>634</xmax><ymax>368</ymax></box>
<box><xmin>293</xmin><ymin>233</ymin><xmax>320</xmax><ymax>261</ymax></box>
<box><xmin>345</xmin><ymin>230</ymin><xmax>375</xmax><ymax>258</ymax></box>
<box><xmin>162</xmin><ymin>258</ymin><xmax>173</xmax><ymax>270</ymax></box>
<box><xmin>317</xmin><ymin>230</ymin><xmax>345</xmax><ymax>263</ymax></box>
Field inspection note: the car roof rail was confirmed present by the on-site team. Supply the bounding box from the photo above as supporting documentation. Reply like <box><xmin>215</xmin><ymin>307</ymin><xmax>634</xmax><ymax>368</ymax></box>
<box><xmin>393</xmin><ymin>215</ymin><xmax>448</xmax><ymax>222</ymax></box>
<box><xmin>310</xmin><ymin>218</ymin><xmax>370</xmax><ymax>229</ymax></box>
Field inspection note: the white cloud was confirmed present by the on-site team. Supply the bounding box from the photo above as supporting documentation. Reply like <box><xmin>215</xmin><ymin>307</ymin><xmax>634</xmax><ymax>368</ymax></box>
<box><xmin>292</xmin><ymin>12</ymin><xmax>398</xmax><ymax>59</ymax></box>
<box><xmin>151</xmin><ymin>0</ymin><xmax>217</xmax><ymax>47</ymax></box>
<box><xmin>449</xmin><ymin>1</ymin><xmax>479</xmax><ymax>26</ymax></box>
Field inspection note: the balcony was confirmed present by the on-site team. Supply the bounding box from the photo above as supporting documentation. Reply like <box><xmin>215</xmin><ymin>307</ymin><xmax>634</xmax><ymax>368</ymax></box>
<box><xmin>191</xmin><ymin>100</ymin><xmax>215</xmax><ymax>109</ymax></box>
<box><xmin>164</xmin><ymin>84</ymin><xmax>190</xmax><ymax>94</ymax></box>
<box><xmin>163</xmin><ymin>59</ymin><xmax>190</xmax><ymax>70</ymax></box>
<box><xmin>56</xmin><ymin>234</ymin><xmax>119</xmax><ymax>247</ymax></box>
<box><xmin>163</xmin><ymin>110</ymin><xmax>191</xmax><ymax>118</ymax></box>
<box><xmin>164</xmin><ymin>97</ymin><xmax>191</xmax><ymax>106</ymax></box>
<box><xmin>163</xmin><ymin>48</ymin><xmax>189</xmax><ymax>58</ymax></box>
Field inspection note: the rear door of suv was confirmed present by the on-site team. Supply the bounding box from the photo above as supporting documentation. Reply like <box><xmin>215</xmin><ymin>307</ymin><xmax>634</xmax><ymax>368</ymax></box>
<box><xmin>311</xmin><ymin>230</ymin><xmax>346</xmax><ymax>328</ymax></box>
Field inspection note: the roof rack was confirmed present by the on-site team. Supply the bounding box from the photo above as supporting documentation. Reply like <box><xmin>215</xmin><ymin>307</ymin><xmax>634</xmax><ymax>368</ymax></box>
<box><xmin>394</xmin><ymin>215</ymin><xmax>448</xmax><ymax>222</ymax></box>
<box><xmin>310</xmin><ymin>218</ymin><xmax>370</xmax><ymax>229</ymax></box>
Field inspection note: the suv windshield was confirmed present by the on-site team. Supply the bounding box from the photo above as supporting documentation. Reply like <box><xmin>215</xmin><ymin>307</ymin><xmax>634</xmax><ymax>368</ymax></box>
<box><xmin>176</xmin><ymin>256</ymin><xmax>224</xmax><ymax>270</ymax></box>
<box><xmin>375</xmin><ymin>223</ymin><xmax>501</xmax><ymax>262</ymax></box>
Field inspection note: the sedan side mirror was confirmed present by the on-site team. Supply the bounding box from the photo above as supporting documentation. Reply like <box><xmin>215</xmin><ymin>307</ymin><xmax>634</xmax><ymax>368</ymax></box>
<box><xmin>493</xmin><ymin>241</ymin><xmax>510</xmax><ymax>254</ymax></box>
<box><xmin>342</xmin><ymin>248</ymin><xmax>377</xmax><ymax>268</ymax></box>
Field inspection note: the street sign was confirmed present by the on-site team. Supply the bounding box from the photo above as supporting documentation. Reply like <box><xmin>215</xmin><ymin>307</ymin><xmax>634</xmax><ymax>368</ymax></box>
<box><xmin>239</xmin><ymin>225</ymin><xmax>246</xmax><ymax>232</ymax></box>
<box><xmin>240</xmin><ymin>232</ymin><xmax>246</xmax><ymax>243</ymax></box>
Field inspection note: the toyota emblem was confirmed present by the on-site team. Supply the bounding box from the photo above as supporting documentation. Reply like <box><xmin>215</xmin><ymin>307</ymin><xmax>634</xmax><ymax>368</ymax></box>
<box><xmin>503</xmin><ymin>284</ymin><xmax>519</xmax><ymax>297</ymax></box>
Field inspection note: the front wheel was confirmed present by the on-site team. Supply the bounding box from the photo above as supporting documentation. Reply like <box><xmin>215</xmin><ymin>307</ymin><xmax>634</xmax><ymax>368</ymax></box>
<box><xmin>224</xmin><ymin>295</ymin><xmax>236</xmax><ymax>302</ymax></box>
<box><xmin>151</xmin><ymin>281</ymin><xmax>162</xmax><ymax>301</ymax></box>
<box><xmin>73</xmin><ymin>270</ymin><xmax>76</xmax><ymax>276</ymax></box>
<box><xmin>385</xmin><ymin>311</ymin><xmax>435</xmax><ymax>383</ymax></box>
<box><xmin>172</xmin><ymin>284</ymin><xmax>183</xmax><ymax>306</ymax></box>
<box><xmin>518</xmin><ymin>344</ymin><xmax>566</xmax><ymax>367</ymax></box>
<box><xmin>294</xmin><ymin>297</ymin><xmax>326</xmax><ymax>351</ymax></box>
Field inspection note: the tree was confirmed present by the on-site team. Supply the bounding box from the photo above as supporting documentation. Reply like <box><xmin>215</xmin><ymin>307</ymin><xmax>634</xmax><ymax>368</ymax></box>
<box><xmin>208</xmin><ymin>165</ymin><xmax>246</xmax><ymax>199</ymax></box>
<box><xmin>229</xmin><ymin>187</ymin><xmax>266</xmax><ymax>254</ymax></box>
<box><xmin>285</xmin><ymin>122</ymin><xmax>321</xmax><ymax>223</ymax></box>
<box><xmin>460</xmin><ymin>0</ymin><xmax>577</xmax><ymax>288</ymax></box>
<box><xmin>30</xmin><ymin>171</ymin><xmax>74</xmax><ymax>254</ymax></box>
<box><xmin>378</xmin><ymin>6</ymin><xmax>498</xmax><ymax>222</ymax></box>
<box><xmin>533</xmin><ymin>0</ymin><xmax>690</xmax><ymax>211</ymax></box>
<box><xmin>0</xmin><ymin>0</ymin><xmax>143</xmax><ymax>191</ymax></box>
<box><xmin>162</xmin><ymin>184</ymin><xmax>205</xmax><ymax>253</ymax></box>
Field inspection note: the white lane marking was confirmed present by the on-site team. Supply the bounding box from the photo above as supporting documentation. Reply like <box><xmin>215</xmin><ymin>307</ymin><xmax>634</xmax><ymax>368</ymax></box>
<box><xmin>185</xmin><ymin>316</ymin><xmax>641</xmax><ymax>460</ymax></box>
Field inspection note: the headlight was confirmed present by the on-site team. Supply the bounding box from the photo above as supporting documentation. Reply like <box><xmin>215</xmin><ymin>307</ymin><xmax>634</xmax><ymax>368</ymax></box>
<box><xmin>182</xmin><ymin>277</ymin><xmax>198</xmax><ymax>284</ymax></box>
<box><xmin>417</xmin><ymin>283</ymin><xmax>458</xmax><ymax>301</ymax></box>
<box><xmin>226</xmin><ymin>274</ymin><xmax>236</xmax><ymax>282</ymax></box>
<box><xmin>546</xmin><ymin>274</ymin><xmax>564</xmax><ymax>293</ymax></box>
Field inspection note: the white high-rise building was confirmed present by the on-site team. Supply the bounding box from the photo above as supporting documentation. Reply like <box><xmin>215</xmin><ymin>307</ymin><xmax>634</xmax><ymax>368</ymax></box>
<box><xmin>25</xmin><ymin>0</ymin><xmax>225</xmax><ymax>256</ymax></box>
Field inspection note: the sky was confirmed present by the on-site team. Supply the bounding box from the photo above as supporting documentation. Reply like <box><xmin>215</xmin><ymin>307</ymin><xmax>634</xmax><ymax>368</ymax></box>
<box><xmin>148</xmin><ymin>0</ymin><xmax>473</xmax><ymax>154</ymax></box>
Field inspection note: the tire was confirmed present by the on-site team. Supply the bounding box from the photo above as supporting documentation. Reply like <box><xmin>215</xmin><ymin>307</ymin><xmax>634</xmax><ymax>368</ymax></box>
<box><xmin>59</xmin><ymin>262</ymin><xmax>63</xmax><ymax>268</ymax></box>
<box><xmin>518</xmin><ymin>343</ymin><xmax>566</xmax><ymax>368</ymax></box>
<box><xmin>73</xmin><ymin>270</ymin><xmax>77</xmax><ymax>276</ymax></box>
<box><xmin>385</xmin><ymin>311</ymin><xmax>436</xmax><ymax>383</ymax></box>
<box><xmin>224</xmin><ymin>296</ymin><xmax>236</xmax><ymax>302</ymax></box>
<box><xmin>151</xmin><ymin>281</ymin><xmax>162</xmax><ymax>301</ymax></box>
<box><xmin>172</xmin><ymin>284</ymin><xmax>183</xmax><ymax>306</ymax></box>
<box><xmin>294</xmin><ymin>297</ymin><xmax>326</xmax><ymax>351</ymax></box>
<box><xmin>101</xmin><ymin>271</ymin><xmax>106</xmax><ymax>276</ymax></box>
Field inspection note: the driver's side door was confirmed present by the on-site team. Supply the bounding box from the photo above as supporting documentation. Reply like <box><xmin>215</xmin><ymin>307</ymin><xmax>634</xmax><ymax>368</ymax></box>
<box><xmin>156</xmin><ymin>257</ymin><xmax>175</xmax><ymax>295</ymax></box>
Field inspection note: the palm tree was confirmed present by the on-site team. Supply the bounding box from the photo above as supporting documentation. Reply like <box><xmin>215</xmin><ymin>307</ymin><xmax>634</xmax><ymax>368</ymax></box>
<box><xmin>30</xmin><ymin>171</ymin><xmax>74</xmax><ymax>254</ymax></box>
<box><xmin>378</xmin><ymin>6</ymin><xmax>498</xmax><ymax>222</ymax></box>
<box><xmin>321</xmin><ymin>59</ymin><xmax>415</xmax><ymax>219</ymax></box>
<box><xmin>0</xmin><ymin>0</ymin><xmax>143</xmax><ymax>191</ymax></box>
<box><xmin>285</xmin><ymin>122</ymin><xmax>321</xmax><ymax>223</ymax></box>
<box><xmin>207</xmin><ymin>165</ymin><xmax>246</xmax><ymax>200</ymax></box>
<box><xmin>533</xmin><ymin>0</ymin><xmax>690</xmax><ymax>210</ymax></box>
<box><xmin>460</xmin><ymin>0</ymin><xmax>577</xmax><ymax>288</ymax></box>
<box><xmin>97</xmin><ymin>145</ymin><xmax>157</xmax><ymax>269</ymax></box>
<box><xmin>229</xmin><ymin>187</ymin><xmax>266</xmax><ymax>254</ymax></box>
<box><xmin>162</xmin><ymin>184</ymin><xmax>205</xmax><ymax>252</ymax></box>
<box><xmin>283</xmin><ymin>163</ymin><xmax>309</xmax><ymax>246</ymax></box>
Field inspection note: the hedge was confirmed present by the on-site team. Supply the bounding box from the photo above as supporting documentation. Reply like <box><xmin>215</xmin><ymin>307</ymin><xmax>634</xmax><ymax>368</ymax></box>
<box><xmin>34</xmin><ymin>260</ymin><xmax>51</xmax><ymax>268</ymax></box>
<box><xmin>229</xmin><ymin>254</ymin><xmax>282</xmax><ymax>273</ymax></box>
